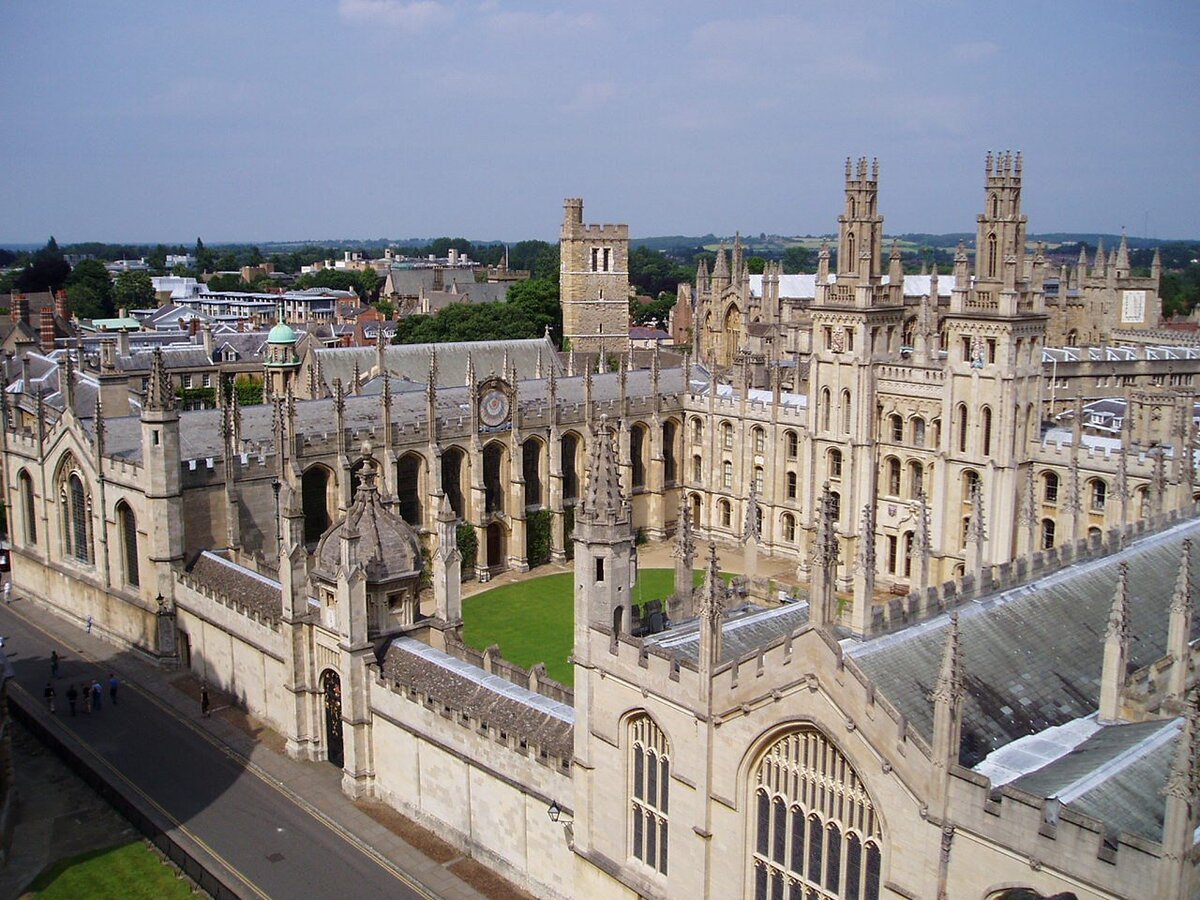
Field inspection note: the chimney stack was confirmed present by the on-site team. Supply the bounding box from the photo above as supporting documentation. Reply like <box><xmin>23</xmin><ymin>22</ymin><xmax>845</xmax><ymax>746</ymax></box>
<box><xmin>39</xmin><ymin>307</ymin><xmax>55</xmax><ymax>352</ymax></box>
<box><xmin>55</xmin><ymin>289</ymin><xmax>70</xmax><ymax>321</ymax></box>
<box><xmin>12</xmin><ymin>294</ymin><xmax>29</xmax><ymax>326</ymax></box>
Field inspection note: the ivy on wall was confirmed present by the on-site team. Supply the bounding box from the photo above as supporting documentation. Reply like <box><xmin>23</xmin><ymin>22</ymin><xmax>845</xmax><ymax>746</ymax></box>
<box><xmin>456</xmin><ymin>523</ymin><xmax>478</xmax><ymax>575</ymax></box>
<box><xmin>526</xmin><ymin>509</ymin><xmax>553</xmax><ymax>568</ymax></box>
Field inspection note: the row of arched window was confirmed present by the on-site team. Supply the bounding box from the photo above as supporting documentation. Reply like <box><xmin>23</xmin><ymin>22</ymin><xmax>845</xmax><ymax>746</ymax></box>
<box><xmin>17</xmin><ymin>464</ymin><xmax>139</xmax><ymax>588</ymax></box>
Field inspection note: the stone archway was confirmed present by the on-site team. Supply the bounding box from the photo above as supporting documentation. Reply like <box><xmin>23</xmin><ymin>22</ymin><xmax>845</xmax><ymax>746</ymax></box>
<box><xmin>321</xmin><ymin>669</ymin><xmax>344</xmax><ymax>768</ymax></box>
<box><xmin>486</xmin><ymin>522</ymin><xmax>507</xmax><ymax>574</ymax></box>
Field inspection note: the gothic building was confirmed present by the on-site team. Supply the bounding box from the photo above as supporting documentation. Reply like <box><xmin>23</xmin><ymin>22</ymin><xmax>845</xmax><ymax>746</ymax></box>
<box><xmin>3</xmin><ymin>156</ymin><xmax>1199</xmax><ymax>899</ymax></box>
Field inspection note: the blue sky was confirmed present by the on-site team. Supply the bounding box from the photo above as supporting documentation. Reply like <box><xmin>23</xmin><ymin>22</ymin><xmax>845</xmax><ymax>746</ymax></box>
<box><xmin>2</xmin><ymin>1</ymin><xmax>1197</xmax><ymax>243</ymax></box>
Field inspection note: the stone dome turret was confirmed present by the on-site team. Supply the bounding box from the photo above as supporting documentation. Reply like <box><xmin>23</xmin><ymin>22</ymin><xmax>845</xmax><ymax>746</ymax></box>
<box><xmin>312</xmin><ymin>442</ymin><xmax>423</xmax><ymax>585</ymax></box>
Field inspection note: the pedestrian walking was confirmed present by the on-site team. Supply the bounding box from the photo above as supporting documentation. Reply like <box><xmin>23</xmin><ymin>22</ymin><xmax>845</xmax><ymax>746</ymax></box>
<box><xmin>91</xmin><ymin>680</ymin><xmax>102</xmax><ymax>711</ymax></box>
<box><xmin>66</xmin><ymin>683</ymin><xmax>78</xmax><ymax>716</ymax></box>
<box><xmin>85</xmin><ymin>615</ymin><xmax>93</xmax><ymax>634</ymax></box>
<box><xmin>43</xmin><ymin>682</ymin><xmax>55</xmax><ymax>713</ymax></box>
<box><xmin>50</xmin><ymin>650</ymin><xmax>59</xmax><ymax>679</ymax></box>
<box><xmin>2</xmin><ymin>581</ymin><xmax>10</xmax><ymax>604</ymax></box>
<box><xmin>81</xmin><ymin>682</ymin><xmax>92</xmax><ymax>714</ymax></box>
<box><xmin>200</xmin><ymin>684</ymin><xmax>210</xmax><ymax>718</ymax></box>
<box><xmin>108</xmin><ymin>673</ymin><xmax>119</xmax><ymax>705</ymax></box>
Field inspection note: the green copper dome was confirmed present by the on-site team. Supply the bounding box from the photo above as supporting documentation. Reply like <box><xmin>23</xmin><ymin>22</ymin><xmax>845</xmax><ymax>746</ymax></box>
<box><xmin>267</xmin><ymin>319</ymin><xmax>297</xmax><ymax>344</ymax></box>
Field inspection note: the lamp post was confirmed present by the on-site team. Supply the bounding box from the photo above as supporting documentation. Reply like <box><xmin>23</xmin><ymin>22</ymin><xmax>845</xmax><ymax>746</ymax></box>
<box><xmin>546</xmin><ymin>800</ymin><xmax>574</xmax><ymax>846</ymax></box>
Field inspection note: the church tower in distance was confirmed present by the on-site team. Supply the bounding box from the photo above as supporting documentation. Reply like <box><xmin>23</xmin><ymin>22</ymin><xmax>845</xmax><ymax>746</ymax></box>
<box><xmin>560</xmin><ymin>198</ymin><xmax>630</xmax><ymax>357</ymax></box>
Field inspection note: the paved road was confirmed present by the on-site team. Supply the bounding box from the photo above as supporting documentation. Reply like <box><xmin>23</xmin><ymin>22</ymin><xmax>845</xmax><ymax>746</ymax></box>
<box><xmin>0</xmin><ymin>603</ymin><xmax>429</xmax><ymax>900</ymax></box>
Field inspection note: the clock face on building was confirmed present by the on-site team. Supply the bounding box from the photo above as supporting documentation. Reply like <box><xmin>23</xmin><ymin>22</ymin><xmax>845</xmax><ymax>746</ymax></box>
<box><xmin>479</xmin><ymin>387</ymin><xmax>511</xmax><ymax>428</ymax></box>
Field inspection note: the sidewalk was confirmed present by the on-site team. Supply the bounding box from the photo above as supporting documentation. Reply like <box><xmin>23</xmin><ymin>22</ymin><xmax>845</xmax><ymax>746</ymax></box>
<box><xmin>0</xmin><ymin>594</ymin><xmax>514</xmax><ymax>900</ymax></box>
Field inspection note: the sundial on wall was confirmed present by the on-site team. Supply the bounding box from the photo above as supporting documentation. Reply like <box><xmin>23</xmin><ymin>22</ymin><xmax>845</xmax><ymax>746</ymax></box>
<box><xmin>479</xmin><ymin>385</ymin><xmax>511</xmax><ymax>429</ymax></box>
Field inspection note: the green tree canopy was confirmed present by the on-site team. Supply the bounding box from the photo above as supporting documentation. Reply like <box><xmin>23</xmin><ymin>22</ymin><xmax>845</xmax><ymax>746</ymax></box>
<box><xmin>14</xmin><ymin>237</ymin><xmax>71</xmax><ymax>294</ymax></box>
<box><xmin>781</xmin><ymin>245</ymin><xmax>814</xmax><ymax>274</ymax></box>
<box><xmin>113</xmin><ymin>270</ymin><xmax>156</xmax><ymax>309</ymax></box>
<box><xmin>393</xmin><ymin>277</ymin><xmax>561</xmax><ymax>346</ymax></box>
<box><xmin>628</xmin><ymin>246</ymin><xmax>691</xmax><ymax>297</ymax></box>
<box><xmin>65</xmin><ymin>258</ymin><xmax>115</xmax><ymax>320</ymax></box>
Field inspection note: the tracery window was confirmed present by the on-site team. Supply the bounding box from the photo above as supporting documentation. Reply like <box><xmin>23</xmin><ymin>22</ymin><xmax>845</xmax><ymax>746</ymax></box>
<box><xmin>18</xmin><ymin>469</ymin><xmax>36</xmax><ymax>545</ymax></box>
<box><xmin>117</xmin><ymin>501</ymin><xmax>139</xmax><ymax>587</ymax></box>
<box><xmin>630</xmin><ymin>715</ymin><xmax>669</xmax><ymax>875</ymax></box>
<box><xmin>911</xmin><ymin>417</ymin><xmax>925</xmax><ymax>447</ymax></box>
<box><xmin>58</xmin><ymin>460</ymin><xmax>93</xmax><ymax>565</ymax></box>
<box><xmin>751</xmin><ymin>727</ymin><xmax>883</xmax><ymax>900</ymax></box>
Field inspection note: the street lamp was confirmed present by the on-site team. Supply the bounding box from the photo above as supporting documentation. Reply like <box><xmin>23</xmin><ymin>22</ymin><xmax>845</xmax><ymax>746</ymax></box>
<box><xmin>546</xmin><ymin>800</ymin><xmax>573</xmax><ymax>824</ymax></box>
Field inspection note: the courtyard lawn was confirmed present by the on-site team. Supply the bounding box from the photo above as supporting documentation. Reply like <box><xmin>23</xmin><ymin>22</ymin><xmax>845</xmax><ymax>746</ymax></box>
<box><xmin>462</xmin><ymin>568</ymin><xmax>710</xmax><ymax>687</ymax></box>
<box><xmin>30</xmin><ymin>840</ymin><xmax>196</xmax><ymax>899</ymax></box>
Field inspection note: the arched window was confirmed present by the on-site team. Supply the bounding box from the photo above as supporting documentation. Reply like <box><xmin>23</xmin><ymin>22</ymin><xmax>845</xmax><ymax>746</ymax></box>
<box><xmin>720</xmin><ymin>500</ymin><xmax>732</xmax><ymax>528</ymax></box>
<box><xmin>750</xmin><ymin>727</ymin><xmax>883</xmax><ymax>900</ymax></box>
<box><xmin>692</xmin><ymin>455</ymin><xmax>702</xmax><ymax>483</ymax></box>
<box><xmin>962</xmin><ymin>469</ymin><xmax>979</xmax><ymax>504</ymax></box>
<box><xmin>820</xmin><ymin>390</ymin><xmax>831</xmax><ymax>432</ymax></box>
<box><xmin>722</xmin><ymin>421</ymin><xmax>734</xmax><ymax>450</ymax></box>
<box><xmin>829</xmin><ymin>491</ymin><xmax>841</xmax><ymax>523</ymax></box>
<box><xmin>561</xmin><ymin>434</ymin><xmax>580</xmax><ymax>503</ymax></box>
<box><xmin>1042</xmin><ymin>471</ymin><xmax>1059</xmax><ymax>504</ymax></box>
<box><xmin>829</xmin><ymin>449</ymin><xmax>843</xmax><ymax>479</ymax></box>
<box><xmin>885</xmin><ymin>458</ymin><xmax>900</xmax><ymax>496</ymax></box>
<box><xmin>1041</xmin><ymin>518</ymin><xmax>1056</xmax><ymax>550</ymax></box>
<box><xmin>629</xmin><ymin>715</ymin><xmax>669</xmax><ymax>875</ymax></box>
<box><xmin>691</xmin><ymin>417</ymin><xmax>703</xmax><ymax>444</ymax></box>
<box><xmin>907</xmin><ymin>461</ymin><xmax>924</xmax><ymax>499</ymax></box>
<box><xmin>753</xmin><ymin>427</ymin><xmax>765</xmax><ymax>455</ymax></box>
<box><xmin>986</xmin><ymin>232</ymin><xmax>998</xmax><ymax>278</ymax></box>
<box><xmin>1090</xmin><ymin>479</ymin><xmax>1107</xmax><ymax>512</ymax></box>
<box><xmin>981</xmin><ymin>406</ymin><xmax>993</xmax><ymax>456</ymax></box>
<box><xmin>723</xmin><ymin>461</ymin><xmax>733</xmax><ymax>489</ymax></box>
<box><xmin>691</xmin><ymin>494</ymin><xmax>701</xmax><ymax>528</ymax></box>
<box><xmin>442</xmin><ymin>446</ymin><xmax>466</xmax><ymax>517</ymax></box>
<box><xmin>989</xmin><ymin>193</ymin><xmax>999</xmax><ymax>219</ymax></box>
<box><xmin>754</xmin><ymin>466</ymin><xmax>764</xmax><ymax>494</ymax></box>
<box><xmin>397</xmin><ymin>453</ymin><xmax>424</xmax><ymax>525</ymax></box>
<box><xmin>957</xmin><ymin>405</ymin><xmax>969</xmax><ymax>453</ymax></box>
<box><xmin>911</xmin><ymin>417</ymin><xmax>926</xmax><ymax>447</ymax></box>
<box><xmin>630</xmin><ymin>424</ymin><xmax>647</xmax><ymax>490</ymax></box>
<box><xmin>782</xmin><ymin>514</ymin><xmax>796</xmax><ymax>543</ymax></box>
<box><xmin>888</xmin><ymin>414</ymin><xmax>903</xmax><ymax>442</ymax></box>
<box><xmin>483</xmin><ymin>443</ymin><xmax>505</xmax><ymax>514</ymax></box>
<box><xmin>58</xmin><ymin>461</ymin><xmax>93</xmax><ymax>565</ymax></box>
<box><xmin>785</xmin><ymin>430</ymin><xmax>798</xmax><ymax>459</ymax></box>
<box><xmin>18</xmin><ymin>469</ymin><xmax>36</xmax><ymax>545</ymax></box>
<box><xmin>786</xmin><ymin>471</ymin><xmax>797</xmax><ymax>500</ymax></box>
<box><xmin>662</xmin><ymin>420</ymin><xmax>678</xmax><ymax>485</ymax></box>
<box><xmin>847</xmin><ymin>232</ymin><xmax>856</xmax><ymax>269</ymax></box>
<box><xmin>841</xmin><ymin>390</ymin><xmax>852</xmax><ymax>434</ymax></box>
<box><xmin>117</xmin><ymin>501</ymin><xmax>139</xmax><ymax>587</ymax></box>
<box><xmin>522</xmin><ymin>439</ymin><xmax>543</xmax><ymax>509</ymax></box>
<box><xmin>302</xmin><ymin>465</ymin><xmax>333</xmax><ymax>544</ymax></box>
<box><xmin>902</xmin><ymin>531</ymin><xmax>914</xmax><ymax>578</ymax></box>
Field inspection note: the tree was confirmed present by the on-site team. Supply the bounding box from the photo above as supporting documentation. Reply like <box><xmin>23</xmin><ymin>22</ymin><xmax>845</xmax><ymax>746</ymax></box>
<box><xmin>147</xmin><ymin>244</ymin><xmax>168</xmax><ymax>272</ymax></box>
<box><xmin>14</xmin><ymin>237</ymin><xmax>71</xmax><ymax>294</ymax></box>
<box><xmin>194</xmin><ymin>238</ymin><xmax>216</xmax><ymax>274</ymax></box>
<box><xmin>782</xmin><ymin>245</ymin><xmax>814</xmax><ymax>274</ymax></box>
<box><xmin>65</xmin><ymin>259</ymin><xmax>115</xmax><ymax>320</ymax></box>
<box><xmin>747</xmin><ymin>256</ymin><xmax>766</xmax><ymax>275</ymax></box>
<box><xmin>113</xmin><ymin>270</ymin><xmax>156</xmax><ymax>309</ymax></box>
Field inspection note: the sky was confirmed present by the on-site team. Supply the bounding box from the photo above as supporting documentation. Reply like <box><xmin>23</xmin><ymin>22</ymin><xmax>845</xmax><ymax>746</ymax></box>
<box><xmin>2</xmin><ymin>1</ymin><xmax>1197</xmax><ymax>244</ymax></box>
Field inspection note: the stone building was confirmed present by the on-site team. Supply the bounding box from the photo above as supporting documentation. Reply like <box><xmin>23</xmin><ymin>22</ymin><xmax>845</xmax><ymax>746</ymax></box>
<box><xmin>3</xmin><ymin>155</ymin><xmax>1200</xmax><ymax>899</ymax></box>
<box><xmin>560</xmin><ymin>198</ymin><xmax>630</xmax><ymax>357</ymax></box>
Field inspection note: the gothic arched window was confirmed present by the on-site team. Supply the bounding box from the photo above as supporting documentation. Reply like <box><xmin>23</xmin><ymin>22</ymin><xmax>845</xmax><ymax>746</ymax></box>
<box><xmin>630</xmin><ymin>715</ymin><xmax>670</xmax><ymax>875</ymax></box>
<box><xmin>981</xmin><ymin>406</ymin><xmax>993</xmax><ymax>456</ymax></box>
<box><xmin>785</xmin><ymin>430</ymin><xmax>799</xmax><ymax>459</ymax></box>
<box><xmin>18</xmin><ymin>469</ymin><xmax>36</xmax><ymax>546</ymax></box>
<box><xmin>722</xmin><ymin>421</ymin><xmax>734</xmax><ymax>450</ymax></box>
<box><xmin>1089</xmin><ymin>479</ymin><xmax>1107</xmax><ymax>512</ymax></box>
<box><xmin>57</xmin><ymin>458</ymin><xmax>93</xmax><ymax>566</ymax></box>
<box><xmin>829</xmin><ymin>449</ymin><xmax>843</xmax><ymax>480</ymax></box>
<box><xmin>750</xmin><ymin>727</ymin><xmax>883</xmax><ymax>900</ymax></box>
<box><xmin>753</xmin><ymin>427</ymin><xmax>765</xmax><ymax>455</ymax></box>
<box><xmin>117</xmin><ymin>501</ymin><xmax>139</xmax><ymax>587</ymax></box>
<box><xmin>1042</xmin><ymin>471</ymin><xmax>1059</xmax><ymax>504</ymax></box>
<box><xmin>782</xmin><ymin>513</ymin><xmax>796</xmax><ymax>543</ymax></box>
<box><xmin>1041</xmin><ymin>518</ymin><xmax>1056</xmax><ymax>550</ymax></box>
<box><xmin>986</xmin><ymin>232</ymin><xmax>998</xmax><ymax>278</ymax></box>
<box><xmin>911</xmin><ymin>417</ymin><xmax>926</xmax><ymax>447</ymax></box>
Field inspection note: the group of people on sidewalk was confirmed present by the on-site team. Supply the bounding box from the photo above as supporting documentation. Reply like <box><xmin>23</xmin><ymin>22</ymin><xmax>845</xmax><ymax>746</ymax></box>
<box><xmin>42</xmin><ymin>650</ymin><xmax>119</xmax><ymax>717</ymax></box>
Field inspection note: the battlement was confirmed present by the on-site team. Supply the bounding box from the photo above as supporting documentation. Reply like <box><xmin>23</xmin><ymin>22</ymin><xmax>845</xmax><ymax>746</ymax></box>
<box><xmin>844</xmin><ymin>155</ymin><xmax>878</xmax><ymax>187</ymax></box>
<box><xmin>984</xmin><ymin>149</ymin><xmax>1022</xmax><ymax>181</ymax></box>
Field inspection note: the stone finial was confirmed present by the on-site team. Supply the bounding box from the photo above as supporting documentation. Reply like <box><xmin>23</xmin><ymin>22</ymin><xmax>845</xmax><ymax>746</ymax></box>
<box><xmin>93</xmin><ymin>392</ymin><xmax>105</xmax><ymax>455</ymax></box>
<box><xmin>1106</xmin><ymin>562</ymin><xmax>1131</xmax><ymax>643</ymax></box>
<box><xmin>1171</xmin><ymin>540</ymin><xmax>1193</xmax><ymax>616</ymax></box>
<box><xmin>578</xmin><ymin>415</ymin><xmax>627</xmax><ymax>525</ymax></box>
<box><xmin>698</xmin><ymin>541</ymin><xmax>726</xmax><ymax>668</ymax></box>
<box><xmin>1163</xmin><ymin>694</ymin><xmax>1199</xmax><ymax>803</ymax></box>
<box><xmin>855</xmin><ymin>503</ymin><xmax>876</xmax><ymax>575</ymax></box>
<box><xmin>144</xmin><ymin>347</ymin><xmax>175</xmax><ymax>413</ymax></box>
<box><xmin>356</xmin><ymin>440</ymin><xmax>379</xmax><ymax>495</ymax></box>
<box><xmin>965</xmin><ymin>479</ymin><xmax>986</xmax><ymax>545</ymax></box>
<box><xmin>930</xmin><ymin>613</ymin><xmax>963</xmax><ymax>706</ymax></box>
<box><xmin>742</xmin><ymin>481</ymin><xmax>761</xmax><ymax>544</ymax></box>
<box><xmin>465</xmin><ymin>351</ymin><xmax>475</xmax><ymax>389</ymax></box>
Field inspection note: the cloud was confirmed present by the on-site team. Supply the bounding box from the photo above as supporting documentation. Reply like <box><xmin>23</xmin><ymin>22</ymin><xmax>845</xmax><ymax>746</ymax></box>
<box><xmin>951</xmin><ymin>41</ymin><xmax>999</xmax><ymax>63</ymax></box>
<box><xmin>484</xmin><ymin>9</ymin><xmax>599</xmax><ymax>37</ymax></box>
<box><xmin>339</xmin><ymin>0</ymin><xmax>452</xmax><ymax>32</ymax></box>
<box><xmin>562</xmin><ymin>80</ymin><xmax>616</xmax><ymax>113</ymax></box>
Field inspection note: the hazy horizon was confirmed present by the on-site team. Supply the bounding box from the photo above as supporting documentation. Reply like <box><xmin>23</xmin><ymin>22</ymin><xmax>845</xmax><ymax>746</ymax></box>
<box><xmin>3</xmin><ymin>1</ymin><xmax>1197</xmax><ymax>244</ymax></box>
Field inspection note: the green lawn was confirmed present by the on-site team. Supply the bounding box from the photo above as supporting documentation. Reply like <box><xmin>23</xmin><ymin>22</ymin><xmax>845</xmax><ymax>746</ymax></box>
<box><xmin>462</xmin><ymin>567</ymin><xmax>711</xmax><ymax>686</ymax></box>
<box><xmin>30</xmin><ymin>840</ymin><xmax>197</xmax><ymax>899</ymax></box>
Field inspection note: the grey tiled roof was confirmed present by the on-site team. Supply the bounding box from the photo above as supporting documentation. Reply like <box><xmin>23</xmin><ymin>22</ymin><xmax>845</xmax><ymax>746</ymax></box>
<box><xmin>649</xmin><ymin>601</ymin><xmax>810</xmax><ymax>664</ymax></box>
<box><xmin>848</xmin><ymin>519</ymin><xmax>1200</xmax><ymax>767</ymax></box>
<box><xmin>382</xmin><ymin>637</ymin><xmax>573</xmax><ymax>760</ymax></box>
<box><xmin>188</xmin><ymin>551</ymin><xmax>283</xmax><ymax>623</ymax></box>
<box><xmin>1009</xmin><ymin>718</ymin><xmax>1180</xmax><ymax>842</ymax></box>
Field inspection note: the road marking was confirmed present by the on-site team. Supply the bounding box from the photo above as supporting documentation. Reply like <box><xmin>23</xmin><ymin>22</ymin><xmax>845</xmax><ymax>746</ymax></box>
<box><xmin>3</xmin><ymin>604</ymin><xmax>440</xmax><ymax>900</ymax></box>
<box><xmin>10</xmin><ymin>681</ymin><xmax>270</xmax><ymax>900</ymax></box>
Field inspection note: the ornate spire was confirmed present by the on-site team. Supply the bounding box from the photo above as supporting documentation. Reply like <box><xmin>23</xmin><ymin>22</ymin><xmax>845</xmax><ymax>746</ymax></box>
<box><xmin>93</xmin><ymin>392</ymin><xmax>105</xmax><ymax>456</ymax></box>
<box><xmin>578</xmin><ymin>415</ymin><xmax>627</xmax><ymax>524</ymax></box>
<box><xmin>1016</xmin><ymin>467</ymin><xmax>1036</xmax><ymax>527</ymax></box>
<box><xmin>1106</xmin><ymin>562</ymin><xmax>1130</xmax><ymax>643</ymax></box>
<box><xmin>855</xmin><ymin>503</ymin><xmax>876</xmax><ymax>575</ymax></box>
<box><xmin>742</xmin><ymin>481</ymin><xmax>761</xmax><ymax>543</ymax></box>
<box><xmin>815</xmin><ymin>481</ymin><xmax>839</xmax><ymax>571</ymax></box>
<box><xmin>966</xmin><ymin>479</ymin><xmax>986</xmax><ymax>545</ymax></box>
<box><xmin>145</xmin><ymin>347</ymin><xmax>175</xmax><ymax>413</ymax></box>
<box><xmin>62</xmin><ymin>348</ymin><xmax>76</xmax><ymax>412</ymax></box>
<box><xmin>465</xmin><ymin>351</ymin><xmax>475</xmax><ymax>389</ymax></box>
<box><xmin>930</xmin><ymin>613</ymin><xmax>963</xmax><ymax>706</ymax></box>
<box><xmin>1171</xmin><ymin>540</ymin><xmax>1193</xmax><ymax>616</ymax></box>
<box><xmin>673</xmin><ymin>490</ymin><xmax>694</xmax><ymax>565</ymax></box>
<box><xmin>698</xmin><ymin>542</ymin><xmax>725</xmax><ymax>627</ymax></box>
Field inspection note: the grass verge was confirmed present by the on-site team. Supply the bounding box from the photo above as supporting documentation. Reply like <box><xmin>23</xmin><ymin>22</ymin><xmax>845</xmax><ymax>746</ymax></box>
<box><xmin>29</xmin><ymin>840</ymin><xmax>196</xmax><ymax>899</ymax></box>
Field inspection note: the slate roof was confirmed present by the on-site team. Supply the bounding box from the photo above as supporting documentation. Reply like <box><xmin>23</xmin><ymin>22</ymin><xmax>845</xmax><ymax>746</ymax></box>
<box><xmin>187</xmin><ymin>551</ymin><xmax>283</xmax><ymax>623</ymax></box>
<box><xmin>847</xmin><ymin>519</ymin><xmax>1200</xmax><ymax>767</ymax></box>
<box><xmin>1008</xmin><ymin>717</ymin><xmax>1180</xmax><ymax>842</ymax></box>
<box><xmin>648</xmin><ymin>601</ymin><xmax>810</xmax><ymax>664</ymax></box>
<box><xmin>749</xmin><ymin>273</ymin><xmax>958</xmax><ymax>300</ymax></box>
<box><xmin>382</xmin><ymin>637</ymin><xmax>573</xmax><ymax>760</ymax></box>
